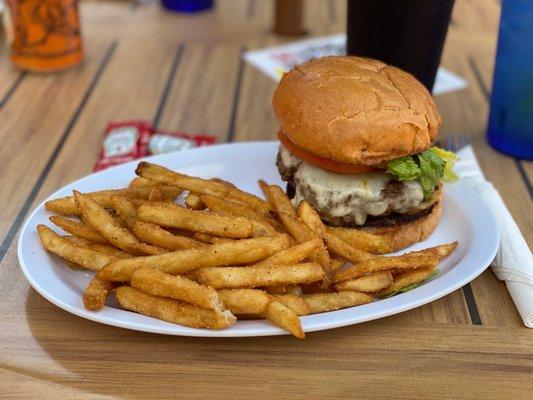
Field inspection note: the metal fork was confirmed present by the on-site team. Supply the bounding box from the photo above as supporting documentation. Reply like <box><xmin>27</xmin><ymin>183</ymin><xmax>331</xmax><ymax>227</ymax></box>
<box><xmin>437</xmin><ymin>133</ymin><xmax>470</xmax><ymax>152</ymax></box>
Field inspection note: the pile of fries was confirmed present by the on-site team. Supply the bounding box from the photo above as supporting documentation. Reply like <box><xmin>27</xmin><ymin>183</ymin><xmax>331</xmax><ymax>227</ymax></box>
<box><xmin>37</xmin><ymin>161</ymin><xmax>457</xmax><ymax>338</ymax></box>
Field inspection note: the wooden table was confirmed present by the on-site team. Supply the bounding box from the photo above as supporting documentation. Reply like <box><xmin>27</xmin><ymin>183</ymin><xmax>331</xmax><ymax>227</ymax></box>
<box><xmin>0</xmin><ymin>1</ymin><xmax>531</xmax><ymax>398</ymax></box>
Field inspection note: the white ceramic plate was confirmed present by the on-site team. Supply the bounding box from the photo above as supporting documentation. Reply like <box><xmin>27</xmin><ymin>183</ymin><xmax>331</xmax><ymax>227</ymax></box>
<box><xmin>18</xmin><ymin>142</ymin><xmax>499</xmax><ymax>337</ymax></box>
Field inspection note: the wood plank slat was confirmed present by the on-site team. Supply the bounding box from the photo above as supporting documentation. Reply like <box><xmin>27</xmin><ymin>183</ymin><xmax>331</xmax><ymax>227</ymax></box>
<box><xmin>154</xmin><ymin>43</ymin><xmax>243</xmax><ymax>140</ymax></box>
<box><xmin>0</xmin><ymin>40</ymin><xmax>115</xmax><ymax>259</ymax></box>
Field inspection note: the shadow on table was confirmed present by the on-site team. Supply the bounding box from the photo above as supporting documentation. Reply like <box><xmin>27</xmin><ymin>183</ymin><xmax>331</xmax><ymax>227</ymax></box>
<box><xmin>24</xmin><ymin>286</ymin><xmax>416</xmax><ymax>398</ymax></box>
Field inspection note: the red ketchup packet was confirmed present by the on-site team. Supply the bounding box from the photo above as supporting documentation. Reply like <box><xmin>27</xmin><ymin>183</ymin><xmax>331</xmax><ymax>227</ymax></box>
<box><xmin>93</xmin><ymin>121</ymin><xmax>216</xmax><ymax>171</ymax></box>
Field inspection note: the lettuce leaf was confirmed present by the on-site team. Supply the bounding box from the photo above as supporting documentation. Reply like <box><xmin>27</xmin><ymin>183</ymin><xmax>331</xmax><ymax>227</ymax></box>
<box><xmin>386</xmin><ymin>156</ymin><xmax>421</xmax><ymax>181</ymax></box>
<box><xmin>384</xmin><ymin>270</ymin><xmax>439</xmax><ymax>298</ymax></box>
<box><xmin>386</xmin><ymin>147</ymin><xmax>458</xmax><ymax>200</ymax></box>
<box><xmin>431</xmin><ymin>147</ymin><xmax>459</xmax><ymax>182</ymax></box>
<box><xmin>417</xmin><ymin>150</ymin><xmax>445</xmax><ymax>200</ymax></box>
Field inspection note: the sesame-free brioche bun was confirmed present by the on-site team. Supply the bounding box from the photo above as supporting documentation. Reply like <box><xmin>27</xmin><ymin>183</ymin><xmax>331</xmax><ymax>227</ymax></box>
<box><xmin>272</xmin><ymin>56</ymin><xmax>442</xmax><ymax>166</ymax></box>
<box><xmin>364</xmin><ymin>190</ymin><xmax>442</xmax><ymax>252</ymax></box>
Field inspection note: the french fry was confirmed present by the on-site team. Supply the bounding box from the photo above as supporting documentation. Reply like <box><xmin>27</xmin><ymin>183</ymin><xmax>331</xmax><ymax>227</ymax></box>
<box><xmin>326</xmin><ymin>226</ymin><xmax>393</xmax><ymax>254</ymax></box>
<box><xmin>138</xmin><ymin>203</ymin><xmax>254</xmax><ymax>239</ymax></box>
<box><xmin>264</xmin><ymin>285</ymin><xmax>302</xmax><ymax>295</ymax></box>
<box><xmin>193</xmin><ymin>232</ymin><xmax>217</xmax><ymax>243</ymax></box>
<box><xmin>131</xmin><ymin>243</ymin><xmax>168</xmax><ymax>255</ymax></box>
<box><xmin>115</xmin><ymin>286</ymin><xmax>236</xmax><ymax>329</ymax></box>
<box><xmin>218</xmin><ymin>289</ymin><xmax>271</xmax><ymax>315</ymax></box>
<box><xmin>111</xmin><ymin>195</ymin><xmax>138</xmax><ymax>222</ymax></box>
<box><xmin>97</xmin><ymin>235</ymin><xmax>290</xmax><ymax>281</ymax></box>
<box><xmin>148</xmin><ymin>186</ymin><xmax>164</xmax><ymax>202</ymax></box>
<box><xmin>273</xmin><ymin>294</ymin><xmax>312</xmax><ymax>316</ymax></box>
<box><xmin>131</xmin><ymin>267</ymin><xmax>223</xmax><ymax>310</ymax></box>
<box><xmin>191</xmin><ymin>262</ymin><xmax>324</xmax><ymax>289</ymax></box>
<box><xmin>323</xmin><ymin>232</ymin><xmax>374</xmax><ymax>263</ymax></box>
<box><xmin>259</xmin><ymin>181</ymin><xmax>296</xmax><ymax>216</ymax></box>
<box><xmin>263</xmin><ymin>300</ymin><xmax>304</xmax><ymax>339</ymax></box>
<box><xmin>185</xmin><ymin>193</ymin><xmax>206</xmax><ymax>210</ymax></box>
<box><xmin>49</xmin><ymin>216</ymin><xmax>107</xmax><ymax>244</ymax></box>
<box><xmin>335</xmin><ymin>271</ymin><xmax>393</xmax><ymax>293</ymax></box>
<box><xmin>261</xmin><ymin>185</ymin><xmax>331</xmax><ymax>280</ymax></box>
<box><xmin>252</xmin><ymin>238</ymin><xmax>322</xmax><ymax>267</ymax></box>
<box><xmin>44</xmin><ymin>187</ymin><xmax>181</xmax><ymax>216</ymax></box>
<box><xmin>83</xmin><ymin>276</ymin><xmax>112</xmax><ymax>310</ymax></box>
<box><xmin>302</xmin><ymin>291</ymin><xmax>373</xmax><ymax>314</ymax></box>
<box><xmin>129</xmin><ymin>177</ymin><xmax>158</xmax><ymax>188</ymax></box>
<box><xmin>74</xmin><ymin>191</ymin><xmax>141</xmax><ymax>253</ymax></box>
<box><xmin>131</xmin><ymin>220</ymin><xmax>203</xmax><ymax>251</ymax></box>
<box><xmin>413</xmin><ymin>242</ymin><xmax>458</xmax><ymax>260</ymax></box>
<box><xmin>136</xmin><ymin>162</ymin><xmax>270</xmax><ymax>215</ymax></box>
<box><xmin>333</xmin><ymin>253</ymin><xmax>438</xmax><ymax>283</ymax></box>
<box><xmin>218</xmin><ymin>289</ymin><xmax>304</xmax><ymax>338</ymax></box>
<box><xmin>378</xmin><ymin>267</ymin><xmax>437</xmax><ymax>297</ymax></box>
<box><xmin>331</xmin><ymin>258</ymin><xmax>346</xmax><ymax>272</ymax></box>
<box><xmin>37</xmin><ymin>225</ymin><xmax>116</xmax><ymax>270</ymax></box>
<box><xmin>64</xmin><ymin>236</ymin><xmax>132</xmax><ymax>259</ymax></box>
<box><xmin>201</xmin><ymin>194</ymin><xmax>277</xmax><ymax>236</ymax></box>
<box><xmin>273</xmin><ymin>211</ymin><xmax>332</xmax><ymax>284</ymax></box>
<box><xmin>297</xmin><ymin>200</ymin><xmax>373</xmax><ymax>263</ymax></box>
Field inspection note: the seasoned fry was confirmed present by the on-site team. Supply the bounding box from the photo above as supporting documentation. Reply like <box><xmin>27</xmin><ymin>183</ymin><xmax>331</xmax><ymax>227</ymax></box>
<box><xmin>131</xmin><ymin>267</ymin><xmax>222</xmax><ymax>310</ymax></box>
<box><xmin>378</xmin><ymin>267</ymin><xmax>437</xmax><ymax>297</ymax></box>
<box><xmin>129</xmin><ymin>177</ymin><xmax>158</xmax><ymax>188</ymax></box>
<box><xmin>74</xmin><ymin>191</ymin><xmax>141</xmax><ymax>253</ymax></box>
<box><xmin>298</xmin><ymin>200</ymin><xmax>373</xmax><ymax>263</ymax></box>
<box><xmin>324</xmin><ymin>232</ymin><xmax>374</xmax><ymax>263</ymax></box>
<box><xmin>201</xmin><ymin>194</ymin><xmax>277</xmax><ymax>236</ymax></box>
<box><xmin>97</xmin><ymin>235</ymin><xmax>290</xmax><ymax>281</ymax></box>
<box><xmin>303</xmin><ymin>291</ymin><xmax>373</xmax><ymax>314</ymax></box>
<box><xmin>185</xmin><ymin>193</ymin><xmax>206</xmax><ymax>210</ymax></box>
<box><xmin>259</xmin><ymin>181</ymin><xmax>296</xmax><ymax>216</ymax></box>
<box><xmin>331</xmin><ymin>258</ymin><xmax>346</xmax><ymax>272</ymax></box>
<box><xmin>37</xmin><ymin>225</ymin><xmax>116</xmax><ymax>270</ymax></box>
<box><xmin>335</xmin><ymin>271</ymin><xmax>393</xmax><ymax>293</ymax></box>
<box><xmin>273</xmin><ymin>294</ymin><xmax>312</xmax><ymax>316</ymax></box>
<box><xmin>49</xmin><ymin>216</ymin><xmax>107</xmax><ymax>244</ymax></box>
<box><xmin>131</xmin><ymin>220</ymin><xmax>203</xmax><ymax>250</ymax></box>
<box><xmin>218</xmin><ymin>289</ymin><xmax>304</xmax><ymax>337</ymax></box>
<box><xmin>191</xmin><ymin>262</ymin><xmax>325</xmax><ymax>289</ymax></box>
<box><xmin>64</xmin><ymin>236</ymin><xmax>132</xmax><ymax>259</ymax></box>
<box><xmin>115</xmin><ymin>286</ymin><xmax>236</xmax><ymax>329</ymax></box>
<box><xmin>333</xmin><ymin>253</ymin><xmax>438</xmax><ymax>283</ymax></box>
<box><xmin>83</xmin><ymin>276</ymin><xmax>112</xmax><ymax>310</ymax></box>
<box><xmin>45</xmin><ymin>187</ymin><xmax>181</xmax><ymax>216</ymax></box>
<box><xmin>263</xmin><ymin>300</ymin><xmax>304</xmax><ymax>339</ymax></box>
<box><xmin>138</xmin><ymin>203</ymin><xmax>254</xmax><ymax>239</ymax></box>
<box><xmin>413</xmin><ymin>242</ymin><xmax>458</xmax><ymax>260</ymax></box>
<box><xmin>218</xmin><ymin>289</ymin><xmax>271</xmax><ymax>314</ymax></box>
<box><xmin>136</xmin><ymin>162</ymin><xmax>270</xmax><ymax>214</ymax></box>
<box><xmin>253</xmin><ymin>238</ymin><xmax>322</xmax><ymax>267</ymax></box>
<box><xmin>148</xmin><ymin>186</ymin><xmax>164</xmax><ymax>202</ymax></box>
<box><xmin>111</xmin><ymin>195</ymin><xmax>138</xmax><ymax>222</ymax></box>
<box><xmin>273</xmin><ymin>211</ymin><xmax>331</xmax><ymax>283</ymax></box>
<box><xmin>326</xmin><ymin>226</ymin><xmax>393</xmax><ymax>254</ymax></box>
<box><xmin>131</xmin><ymin>243</ymin><xmax>168</xmax><ymax>255</ymax></box>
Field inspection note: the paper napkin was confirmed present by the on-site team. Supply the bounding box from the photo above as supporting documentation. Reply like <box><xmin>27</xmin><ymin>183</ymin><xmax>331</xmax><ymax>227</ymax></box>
<box><xmin>456</xmin><ymin>145</ymin><xmax>533</xmax><ymax>328</ymax></box>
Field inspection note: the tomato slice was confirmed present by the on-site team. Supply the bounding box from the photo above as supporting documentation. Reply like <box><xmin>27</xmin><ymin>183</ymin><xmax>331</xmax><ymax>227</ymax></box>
<box><xmin>277</xmin><ymin>131</ymin><xmax>380</xmax><ymax>174</ymax></box>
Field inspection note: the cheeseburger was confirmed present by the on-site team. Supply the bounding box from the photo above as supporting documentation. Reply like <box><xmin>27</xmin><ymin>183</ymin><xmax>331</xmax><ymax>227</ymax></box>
<box><xmin>273</xmin><ymin>56</ymin><xmax>457</xmax><ymax>250</ymax></box>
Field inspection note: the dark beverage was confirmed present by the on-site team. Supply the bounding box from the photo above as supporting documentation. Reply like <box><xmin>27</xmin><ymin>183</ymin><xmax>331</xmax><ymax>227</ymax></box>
<box><xmin>347</xmin><ymin>0</ymin><xmax>455</xmax><ymax>91</ymax></box>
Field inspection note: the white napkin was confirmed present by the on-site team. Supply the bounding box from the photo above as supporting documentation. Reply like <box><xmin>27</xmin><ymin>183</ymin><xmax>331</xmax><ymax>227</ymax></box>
<box><xmin>456</xmin><ymin>145</ymin><xmax>533</xmax><ymax>328</ymax></box>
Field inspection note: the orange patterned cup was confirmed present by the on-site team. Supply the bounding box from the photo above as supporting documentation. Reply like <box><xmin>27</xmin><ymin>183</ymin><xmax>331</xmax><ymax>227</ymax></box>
<box><xmin>6</xmin><ymin>0</ymin><xmax>83</xmax><ymax>72</ymax></box>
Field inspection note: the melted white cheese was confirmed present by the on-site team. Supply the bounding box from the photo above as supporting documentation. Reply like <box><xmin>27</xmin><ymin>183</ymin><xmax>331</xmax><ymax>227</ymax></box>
<box><xmin>280</xmin><ymin>144</ymin><xmax>424</xmax><ymax>225</ymax></box>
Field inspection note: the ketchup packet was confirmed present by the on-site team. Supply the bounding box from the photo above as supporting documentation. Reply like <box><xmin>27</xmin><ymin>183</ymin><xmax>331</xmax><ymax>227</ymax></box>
<box><xmin>149</xmin><ymin>129</ymin><xmax>216</xmax><ymax>155</ymax></box>
<box><xmin>93</xmin><ymin>121</ymin><xmax>152</xmax><ymax>171</ymax></box>
<box><xmin>94</xmin><ymin>121</ymin><xmax>216</xmax><ymax>171</ymax></box>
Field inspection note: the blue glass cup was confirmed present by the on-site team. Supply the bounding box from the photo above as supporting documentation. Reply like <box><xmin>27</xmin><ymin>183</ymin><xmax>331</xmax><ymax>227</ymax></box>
<box><xmin>161</xmin><ymin>0</ymin><xmax>213</xmax><ymax>13</ymax></box>
<box><xmin>487</xmin><ymin>0</ymin><xmax>533</xmax><ymax>160</ymax></box>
